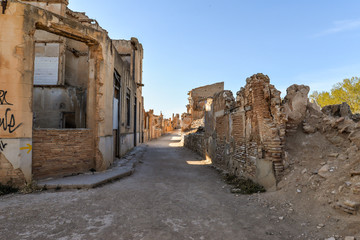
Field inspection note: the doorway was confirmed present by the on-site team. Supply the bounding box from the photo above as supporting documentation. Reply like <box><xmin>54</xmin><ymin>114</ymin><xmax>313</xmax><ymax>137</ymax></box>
<box><xmin>113</xmin><ymin>70</ymin><xmax>121</xmax><ymax>158</ymax></box>
<box><xmin>134</xmin><ymin>96</ymin><xmax>137</xmax><ymax>146</ymax></box>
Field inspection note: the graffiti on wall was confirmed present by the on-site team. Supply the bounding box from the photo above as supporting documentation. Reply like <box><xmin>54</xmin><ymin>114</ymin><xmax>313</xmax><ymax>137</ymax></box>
<box><xmin>0</xmin><ymin>90</ymin><xmax>22</xmax><ymax>134</ymax></box>
<box><xmin>0</xmin><ymin>90</ymin><xmax>13</xmax><ymax>105</ymax></box>
<box><xmin>20</xmin><ymin>144</ymin><xmax>32</xmax><ymax>154</ymax></box>
<box><xmin>0</xmin><ymin>140</ymin><xmax>7</xmax><ymax>152</ymax></box>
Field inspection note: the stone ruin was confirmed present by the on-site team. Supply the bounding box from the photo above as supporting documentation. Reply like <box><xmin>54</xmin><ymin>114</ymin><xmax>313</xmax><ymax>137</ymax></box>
<box><xmin>181</xmin><ymin>82</ymin><xmax>224</xmax><ymax>131</ymax></box>
<box><xmin>184</xmin><ymin>73</ymin><xmax>360</xmax><ymax>193</ymax></box>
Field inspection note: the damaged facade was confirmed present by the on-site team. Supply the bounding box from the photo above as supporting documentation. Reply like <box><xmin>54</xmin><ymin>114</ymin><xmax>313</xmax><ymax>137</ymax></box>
<box><xmin>184</xmin><ymin>74</ymin><xmax>285</xmax><ymax>190</ymax></box>
<box><xmin>181</xmin><ymin>82</ymin><xmax>224</xmax><ymax>131</ymax></box>
<box><xmin>0</xmin><ymin>0</ymin><xmax>145</xmax><ymax>185</ymax></box>
<box><xmin>183</xmin><ymin>73</ymin><xmax>360</xmax><ymax>216</ymax></box>
<box><xmin>184</xmin><ymin>73</ymin><xmax>360</xmax><ymax>193</ymax></box>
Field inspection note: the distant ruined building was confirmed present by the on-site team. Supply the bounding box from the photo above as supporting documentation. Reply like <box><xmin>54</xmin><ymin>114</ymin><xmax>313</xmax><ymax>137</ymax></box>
<box><xmin>182</xmin><ymin>82</ymin><xmax>224</xmax><ymax>131</ymax></box>
<box><xmin>0</xmin><ymin>0</ymin><xmax>177</xmax><ymax>186</ymax></box>
<box><xmin>143</xmin><ymin>110</ymin><xmax>180</xmax><ymax>143</ymax></box>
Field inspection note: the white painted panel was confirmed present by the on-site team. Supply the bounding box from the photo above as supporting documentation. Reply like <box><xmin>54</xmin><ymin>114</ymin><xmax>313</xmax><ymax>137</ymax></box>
<box><xmin>34</xmin><ymin>57</ymin><xmax>59</xmax><ymax>85</ymax></box>
<box><xmin>113</xmin><ymin>98</ymin><xmax>119</xmax><ymax>129</ymax></box>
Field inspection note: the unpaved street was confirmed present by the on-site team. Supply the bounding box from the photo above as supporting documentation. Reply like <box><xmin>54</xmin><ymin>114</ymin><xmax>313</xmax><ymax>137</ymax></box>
<box><xmin>1</xmin><ymin>131</ymin><xmax>322</xmax><ymax>240</ymax></box>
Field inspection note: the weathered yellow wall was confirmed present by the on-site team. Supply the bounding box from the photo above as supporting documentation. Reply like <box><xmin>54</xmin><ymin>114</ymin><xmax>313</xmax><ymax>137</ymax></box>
<box><xmin>0</xmin><ymin>2</ymin><xmax>33</xmax><ymax>184</ymax></box>
<box><xmin>1</xmin><ymin>1</ymin><xmax>145</xmax><ymax>184</ymax></box>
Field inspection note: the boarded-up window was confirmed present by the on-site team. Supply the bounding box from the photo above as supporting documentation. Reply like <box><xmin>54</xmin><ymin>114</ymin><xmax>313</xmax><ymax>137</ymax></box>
<box><xmin>34</xmin><ymin>43</ymin><xmax>60</xmax><ymax>85</ymax></box>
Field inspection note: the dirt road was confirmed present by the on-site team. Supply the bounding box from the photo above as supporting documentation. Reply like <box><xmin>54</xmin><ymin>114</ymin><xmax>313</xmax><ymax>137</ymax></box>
<box><xmin>0</xmin><ymin>131</ymin><xmax>327</xmax><ymax>239</ymax></box>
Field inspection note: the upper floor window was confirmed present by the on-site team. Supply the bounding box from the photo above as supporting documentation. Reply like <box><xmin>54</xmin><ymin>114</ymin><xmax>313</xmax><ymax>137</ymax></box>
<box><xmin>34</xmin><ymin>43</ymin><xmax>60</xmax><ymax>85</ymax></box>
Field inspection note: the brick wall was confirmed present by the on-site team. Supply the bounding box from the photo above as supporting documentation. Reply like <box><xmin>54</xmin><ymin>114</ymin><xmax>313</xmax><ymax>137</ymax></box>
<box><xmin>230</xmin><ymin>111</ymin><xmax>257</xmax><ymax>179</ymax></box>
<box><xmin>235</xmin><ymin>74</ymin><xmax>286</xmax><ymax>180</ymax></box>
<box><xmin>32</xmin><ymin>129</ymin><xmax>95</xmax><ymax>180</ymax></box>
<box><xmin>184</xmin><ymin>74</ymin><xmax>286</xmax><ymax>190</ymax></box>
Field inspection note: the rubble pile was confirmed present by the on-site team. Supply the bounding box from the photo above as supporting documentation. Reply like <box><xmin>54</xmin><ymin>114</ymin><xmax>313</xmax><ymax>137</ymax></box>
<box><xmin>183</xmin><ymin>74</ymin><xmax>360</xmax><ymax>229</ymax></box>
<box><xmin>281</xmin><ymin>99</ymin><xmax>360</xmax><ymax>215</ymax></box>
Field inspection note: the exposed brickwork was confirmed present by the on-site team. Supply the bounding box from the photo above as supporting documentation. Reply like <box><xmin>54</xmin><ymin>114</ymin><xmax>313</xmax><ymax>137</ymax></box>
<box><xmin>236</xmin><ymin>74</ymin><xmax>286</xmax><ymax>180</ymax></box>
<box><xmin>187</xmin><ymin>82</ymin><xmax>224</xmax><ymax>121</ymax></box>
<box><xmin>231</xmin><ymin>112</ymin><xmax>245</xmax><ymax>144</ymax></box>
<box><xmin>32</xmin><ymin>129</ymin><xmax>95</xmax><ymax>180</ymax></box>
<box><xmin>184</xmin><ymin>73</ymin><xmax>286</xmax><ymax>189</ymax></box>
<box><xmin>0</xmin><ymin>154</ymin><xmax>26</xmax><ymax>187</ymax></box>
<box><xmin>215</xmin><ymin>115</ymin><xmax>229</xmax><ymax>142</ymax></box>
<box><xmin>230</xmin><ymin>111</ymin><xmax>257</xmax><ymax>179</ymax></box>
<box><xmin>182</xmin><ymin>82</ymin><xmax>224</xmax><ymax>131</ymax></box>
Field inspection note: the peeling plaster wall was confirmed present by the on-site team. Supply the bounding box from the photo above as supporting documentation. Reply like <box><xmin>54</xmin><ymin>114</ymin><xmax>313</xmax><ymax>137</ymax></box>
<box><xmin>120</xmin><ymin>133</ymin><xmax>134</xmax><ymax>156</ymax></box>
<box><xmin>112</xmin><ymin>41</ymin><xmax>145</xmax><ymax>156</ymax></box>
<box><xmin>112</xmin><ymin>38</ymin><xmax>144</xmax><ymax>144</ymax></box>
<box><xmin>32</xmin><ymin>29</ymin><xmax>90</xmax><ymax>129</ymax></box>
<box><xmin>0</xmin><ymin>1</ymin><xmax>145</xmax><ymax>185</ymax></box>
<box><xmin>0</xmin><ymin>139</ymin><xmax>32</xmax><ymax>184</ymax></box>
<box><xmin>0</xmin><ymin>2</ymin><xmax>33</xmax><ymax>185</ymax></box>
<box><xmin>98</xmin><ymin>136</ymin><xmax>113</xmax><ymax>168</ymax></box>
<box><xmin>33</xmin><ymin>87</ymin><xmax>87</xmax><ymax>128</ymax></box>
<box><xmin>65</xmin><ymin>38</ymin><xmax>89</xmax><ymax>88</ymax></box>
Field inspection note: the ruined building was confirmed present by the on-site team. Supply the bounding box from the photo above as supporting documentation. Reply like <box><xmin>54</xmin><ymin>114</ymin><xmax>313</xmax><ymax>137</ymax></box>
<box><xmin>184</xmin><ymin>73</ymin><xmax>360</xmax><ymax>195</ymax></box>
<box><xmin>0</xmin><ymin>0</ymin><xmax>144</xmax><ymax>186</ymax></box>
<box><xmin>143</xmin><ymin>110</ymin><xmax>162</xmax><ymax>142</ymax></box>
<box><xmin>172</xmin><ymin>113</ymin><xmax>181</xmax><ymax>129</ymax></box>
<box><xmin>184</xmin><ymin>74</ymin><xmax>285</xmax><ymax>190</ymax></box>
<box><xmin>182</xmin><ymin>82</ymin><xmax>224</xmax><ymax>131</ymax></box>
<box><xmin>143</xmin><ymin>110</ymin><xmax>179</xmax><ymax>142</ymax></box>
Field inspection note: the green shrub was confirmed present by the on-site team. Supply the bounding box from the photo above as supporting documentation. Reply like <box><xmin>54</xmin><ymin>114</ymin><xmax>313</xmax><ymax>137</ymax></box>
<box><xmin>225</xmin><ymin>174</ymin><xmax>266</xmax><ymax>194</ymax></box>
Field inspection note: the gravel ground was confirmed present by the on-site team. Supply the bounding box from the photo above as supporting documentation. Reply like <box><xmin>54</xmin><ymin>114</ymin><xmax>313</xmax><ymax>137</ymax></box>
<box><xmin>0</xmin><ymin>131</ymin><xmax>327</xmax><ymax>240</ymax></box>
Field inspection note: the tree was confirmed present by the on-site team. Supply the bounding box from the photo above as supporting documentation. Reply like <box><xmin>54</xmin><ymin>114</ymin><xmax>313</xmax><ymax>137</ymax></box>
<box><xmin>310</xmin><ymin>77</ymin><xmax>360</xmax><ymax>114</ymax></box>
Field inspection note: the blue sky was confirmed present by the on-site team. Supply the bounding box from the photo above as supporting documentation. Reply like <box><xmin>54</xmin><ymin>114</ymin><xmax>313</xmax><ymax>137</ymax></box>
<box><xmin>68</xmin><ymin>0</ymin><xmax>360</xmax><ymax>118</ymax></box>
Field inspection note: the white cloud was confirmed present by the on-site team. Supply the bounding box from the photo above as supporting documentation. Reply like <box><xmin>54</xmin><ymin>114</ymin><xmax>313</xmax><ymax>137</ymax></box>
<box><xmin>313</xmin><ymin>19</ymin><xmax>360</xmax><ymax>37</ymax></box>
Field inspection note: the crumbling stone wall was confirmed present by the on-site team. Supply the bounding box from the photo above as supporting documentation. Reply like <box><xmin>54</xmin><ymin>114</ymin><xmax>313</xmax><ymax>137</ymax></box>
<box><xmin>184</xmin><ymin>74</ymin><xmax>360</xmax><ymax>196</ymax></box>
<box><xmin>184</xmin><ymin>133</ymin><xmax>205</xmax><ymax>158</ymax></box>
<box><xmin>187</xmin><ymin>82</ymin><xmax>224</xmax><ymax>120</ymax></box>
<box><xmin>182</xmin><ymin>82</ymin><xmax>224</xmax><ymax>132</ymax></box>
<box><xmin>181</xmin><ymin>113</ymin><xmax>193</xmax><ymax>131</ymax></box>
<box><xmin>236</xmin><ymin>74</ymin><xmax>286</xmax><ymax>180</ymax></box>
<box><xmin>186</xmin><ymin>74</ymin><xmax>286</xmax><ymax>190</ymax></box>
<box><xmin>283</xmin><ymin>84</ymin><xmax>310</xmax><ymax>134</ymax></box>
